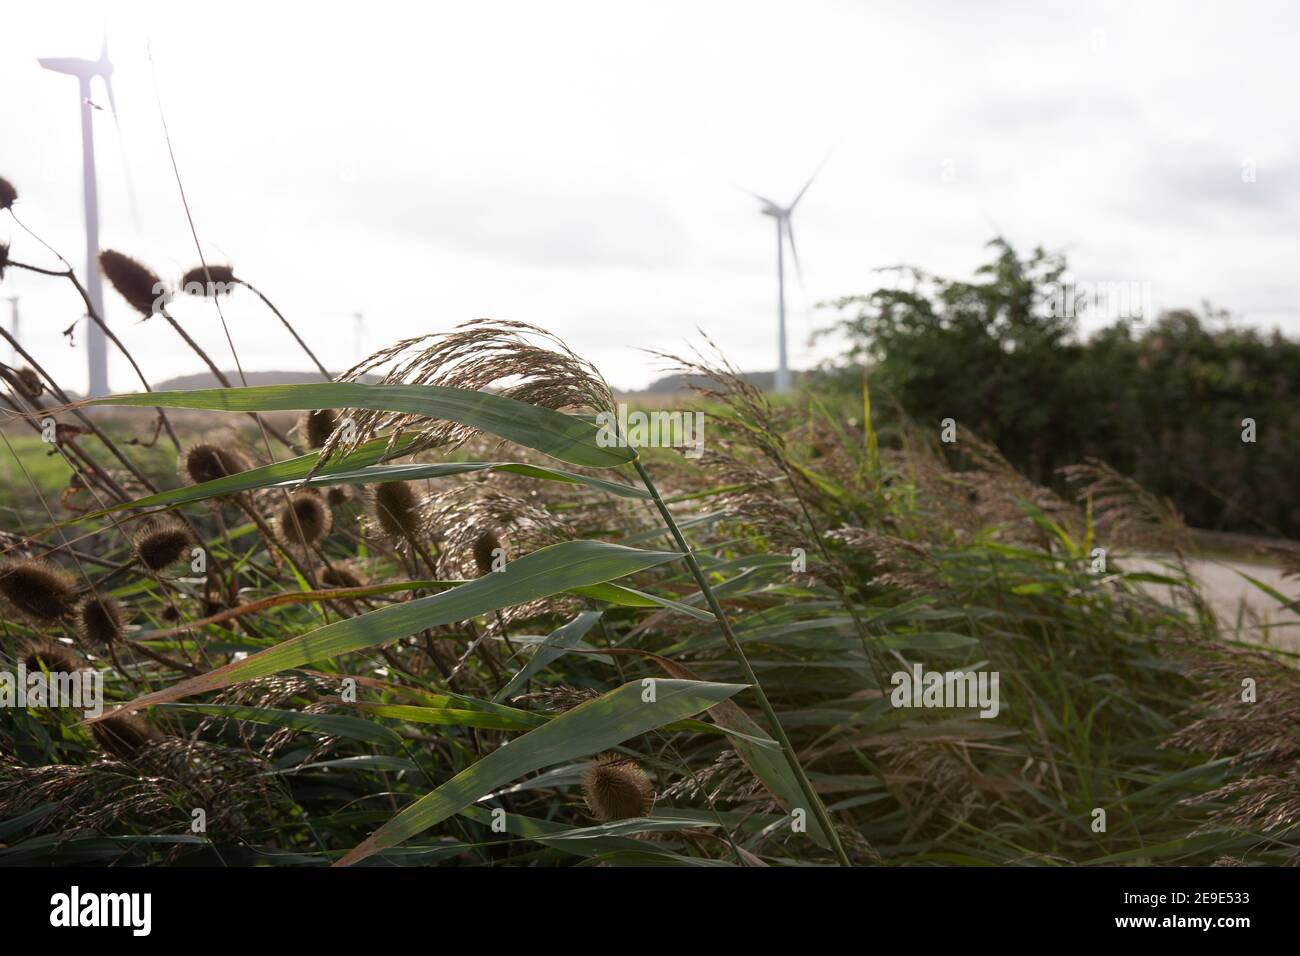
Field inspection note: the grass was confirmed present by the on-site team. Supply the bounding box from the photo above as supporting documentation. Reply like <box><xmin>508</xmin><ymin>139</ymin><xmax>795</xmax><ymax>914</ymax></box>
<box><xmin>1</xmin><ymin>313</ymin><xmax>1297</xmax><ymax>867</ymax></box>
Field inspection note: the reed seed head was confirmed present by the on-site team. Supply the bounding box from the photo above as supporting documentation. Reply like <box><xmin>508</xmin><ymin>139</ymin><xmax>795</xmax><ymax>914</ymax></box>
<box><xmin>134</xmin><ymin>518</ymin><xmax>192</xmax><ymax>571</ymax></box>
<box><xmin>99</xmin><ymin>249</ymin><xmax>166</xmax><ymax>317</ymax></box>
<box><xmin>180</xmin><ymin>263</ymin><xmax>238</xmax><ymax>296</ymax></box>
<box><xmin>372</xmin><ymin>481</ymin><xmax>420</xmax><ymax>539</ymax></box>
<box><xmin>276</xmin><ymin>489</ymin><xmax>331</xmax><ymax>547</ymax></box>
<box><xmin>582</xmin><ymin>753</ymin><xmax>654</xmax><ymax>822</ymax></box>
<box><xmin>179</xmin><ymin>442</ymin><xmax>252</xmax><ymax>486</ymax></box>
<box><xmin>302</xmin><ymin>409</ymin><xmax>338</xmax><ymax>449</ymax></box>
<box><xmin>91</xmin><ymin>712</ymin><xmax>160</xmax><ymax>762</ymax></box>
<box><xmin>19</xmin><ymin>638</ymin><xmax>80</xmax><ymax>675</ymax></box>
<box><xmin>473</xmin><ymin>529</ymin><xmax>504</xmax><ymax>576</ymax></box>
<box><xmin>0</xmin><ymin>176</ymin><xmax>17</xmax><ymax>210</ymax></box>
<box><xmin>80</xmin><ymin>595</ymin><xmax>125</xmax><ymax>646</ymax></box>
<box><xmin>0</xmin><ymin>557</ymin><xmax>75</xmax><ymax>620</ymax></box>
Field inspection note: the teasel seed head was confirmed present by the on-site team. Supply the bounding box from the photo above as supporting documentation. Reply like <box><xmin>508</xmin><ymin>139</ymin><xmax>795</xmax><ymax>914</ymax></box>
<box><xmin>473</xmin><ymin>529</ymin><xmax>504</xmax><ymax>576</ymax></box>
<box><xmin>19</xmin><ymin>638</ymin><xmax>80</xmax><ymax>676</ymax></box>
<box><xmin>91</xmin><ymin>712</ymin><xmax>161</xmax><ymax>762</ymax></box>
<box><xmin>302</xmin><ymin>409</ymin><xmax>338</xmax><ymax>449</ymax></box>
<box><xmin>582</xmin><ymin>752</ymin><xmax>654</xmax><ymax>822</ymax></box>
<box><xmin>99</xmin><ymin>249</ymin><xmax>167</xmax><ymax>317</ymax></box>
<box><xmin>326</xmin><ymin>486</ymin><xmax>350</xmax><ymax>507</ymax></box>
<box><xmin>0</xmin><ymin>176</ymin><xmax>17</xmax><ymax>210</ymax></box>
<box><xmin>180</xmin><ymin>263</ymin><xmax>238</xmax><ymax>296</ymax></box>
<box><xmin>15</xmin><ymin>366</ymin><xmax>44</xmax><ymax>399</ymax></box>
<box><xmin>372</xmin><ymin>481</ymin><xmax>420</xmax><ymax>539</ymax></box>
<box><xmin>321</xmin><ymin>562</ymin><xmax>365</xmax><ymax>589</ymax></box>
<box><xmin>179</xmin><ymin>442</ymin><xmax>252</xmax><ymax>486</ymax></box>
<box><xmin>0</xmin><ymin>557</ymin><xmax>75</xmax><ymax>620</ymax></box>
<box><xmin>133</xmin><ymin>518</ymin><xmax>193</xmax><ymax>571</ymax></box>
<box><xmin>80</xmin><ymin>595</ymin><xmax>125</xmax><ymax>646</ymax></box>
<box><xmin>276</xmin><ymin>488</ymin><xmax>331</xmax><ymax>547</ymax></box>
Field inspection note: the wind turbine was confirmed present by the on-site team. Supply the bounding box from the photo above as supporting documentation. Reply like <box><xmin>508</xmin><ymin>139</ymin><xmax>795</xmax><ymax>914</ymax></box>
<box><xmin>748</xmin><ymin>162</ymin><xmax>824</xmax><ymax>394</ymax></box>
<box><xmin>39</xmin><ymin>36</ymin><xmax>117</xmax><ymax>399</ymax></box>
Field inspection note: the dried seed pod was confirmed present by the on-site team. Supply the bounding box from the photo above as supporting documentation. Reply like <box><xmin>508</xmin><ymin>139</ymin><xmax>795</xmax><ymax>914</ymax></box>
<box><xmin>472</xmin><ymin>529</ymin><xmax>504</xmax><ymax>576</ymax></box>
<box><xmin>0</xmin><ymin>558</ymin><xmax>75</xmax><ymax>620</ymax></box>
<box><xmin>179</xmin><ymin>442</ymin><xmax>252</xmax><ymax>486</ymax></box>
<box><xmin>301</xmin><ymin>409</ymin><xmax>338</xmax><ymax>449</ymax></box>
<box><xmin>180</xmin><ymin>263</ymin><xmax>237</xmax><ymax>296</ymax></box>
<box><xmin>91</xmin><ymin>712</ymin><xmax>161</xmax><ymax>762</ymax></box>
<box><xmin>326</xmin><ymin>486</ymin><xmax>349</xmax><ymax>507</ymax></box>
<box><xmin>276</xmin><ymin>488</ymin><xmax>331</xmax><ymax>547</ymax></box>
<box><xmin>80</xmin><ymin>595</ymin><xmax>125</xmax><ymax>646</ymax></box>
<box><xmin>133</xmin><ymin>518</ymin><xmax>192</xmax><ymax>571</ymax></box>
<box><xmin>0</xmin><ymin>176</ymin><xmax>17</xmax><ymax>210</ymax></box>
<box><xmin>15</xmin><ymin>366</ymin><xmax>44</xmax><ymax>399</ymax></box>
<box><xmin>320</xmin><ymin>563</ymin><xmax>364</xmax><ymax>589</ymax></box>
<box><xmin>19</xmin><ymin>638</ymin><xmax>80</xmax><ymax>675</ymax></box>
<box><xmin>99</xmin><ymin>249</ymin><xmax>166</xmax><ymax>317</ymax></box>
<box><xmin>582</xmin><ymin>753</ymin><xmax>654</xmax><ymax>822</ymax></box>
<box><xmin>372</xmin><ymin>481</ymin><xmax>420</xmax><ymax>539</ymax></box>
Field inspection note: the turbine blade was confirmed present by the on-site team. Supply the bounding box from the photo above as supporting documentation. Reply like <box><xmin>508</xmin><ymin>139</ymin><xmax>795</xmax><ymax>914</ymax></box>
<box><xmin>789</xmin><ymin>150</ymin><xmax>834</xmax><ymax>210</ymax></box>
<box><xmin>103</xmin><ymin>74</ymin><xmax>120</xmax><ymax>126</ymax></box>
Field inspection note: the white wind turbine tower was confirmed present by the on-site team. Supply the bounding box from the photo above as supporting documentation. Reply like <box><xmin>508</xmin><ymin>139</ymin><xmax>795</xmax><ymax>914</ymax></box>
<box><xmin>748</xmin><ymin>162</ymin><xmax>824</xmax><ymax>394</ymax></box>
<box><xmin>39</xmin><ymin>36</ymin><xmax>117</xmax><ymax>399</ymax></box>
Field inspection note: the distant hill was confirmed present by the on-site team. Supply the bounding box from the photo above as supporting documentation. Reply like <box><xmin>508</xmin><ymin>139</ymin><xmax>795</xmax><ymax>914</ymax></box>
<box><xmin>631</xmin><ymin>369</ymin><xmax>804</xmax><ymax>395</ymax></box>
<box><xmin>152</xmin><ymin>370</ymin><xmax>382</xmax><ymax>390</ymax></box>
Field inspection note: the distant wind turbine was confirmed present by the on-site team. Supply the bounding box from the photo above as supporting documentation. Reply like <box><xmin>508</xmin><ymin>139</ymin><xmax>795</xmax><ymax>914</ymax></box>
<box><xmin>747</xmin><ymin>160</ymin><xmax>826</xmax><ymax>394</ymax></box>
<box><xmin>39</xmin><ymin>35</ymin><xmax>117</xmax><ymax>399</ymax></box>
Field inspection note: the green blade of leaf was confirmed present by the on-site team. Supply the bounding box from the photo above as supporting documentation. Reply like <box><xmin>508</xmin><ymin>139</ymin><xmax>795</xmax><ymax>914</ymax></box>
<box><xmin>493</xmin><ymin>611</ymin><xmax>602</xmax><ymax>703</ymax></box>
<box><xmin>87</xmin><ymin>382</ymin><xmax>635</xmax><ymax>467</ymax></box>
<box><xmin>88</xmin><ymin>540</ymin><xmax>683</xmax><ymax>720</ymax></box>
<box><xmin>155</xmin><ymin>703</ymin><xmax>401</xmax><ymax>745</ymax></box>
<box><xmin>337</xmin><ymin>678</ymin><xmax>746</xmax><ymax>865</ymax></box>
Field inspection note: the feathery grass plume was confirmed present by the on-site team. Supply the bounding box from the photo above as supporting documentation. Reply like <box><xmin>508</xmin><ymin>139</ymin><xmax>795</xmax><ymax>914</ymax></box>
<box><xmin>79</xmin><ymin>595</ymin><xmax>125</xmax><ymax>646</ymax></box>
<box><xmin>0</xmin><ymin>176</ymin><xmax>16</xmax><ymax>209</ymax></box>
<box><xmin>472</xmin><ymin>529</ymin><xmax>504</xmax><ymax>576</ymax></box>
<box><xmin>19</xmin><ymin>638</ymin><xmax>80</xmax><ymax>675</ymax></box>
<box><xmin>371</xmin><ymin>480</ymin><xmax>420</xmax><ymax>540</ymax></box>
<box><xmin>179</xmin><ymin>441</ymin><xmax>252</xmax><ymax>486</ymax></box>
<box><xmin>301</xmin><ymin>408</ymin><xmax>339</xmax><ymax>449</ymax></box>
<box><xmin>180</xmin><ymin>263</ymin><xmax>237</xmax><ymax>296</ymax></box>
<box><xmin>0</xmin><ymin>557</ymin><xmax>75</xmax><ymax>619</ymax></box>
<box><xmin>1061</xmin><ymin>457</ymin><xmax>1189</xmax><ymax>553</ymax></box>
<box><xmin>99</xmin><ymin>249</ymin><xmax>166</xmax><ymax>317</ymax></box>
<box><xmin>322</xmin><ymin>319</ymin><xmax>614</xmax><ymax>464</ymax></box>
<box><xmin>275</xmin><ymin>488</ymin><xmax>331</xmax><ymax>547</ymax></box>
<box><xmin>133</xmin><ymin>518</ymin><xmax>193</xmax><ymax>571</ymax></box>
<box><xmin>582</xmin><ymin>753</ymin><xmax>654</xmax><ymax>822</ymax></box>
<box><xmin>91</xmin><ymin>712</ymin><xmax>162</xmax><ymax>763</ymax></box>
<box><xmin>15</xmin><ymin>366</ymin><xmax>44</xmax><ymax>399</ymax></box>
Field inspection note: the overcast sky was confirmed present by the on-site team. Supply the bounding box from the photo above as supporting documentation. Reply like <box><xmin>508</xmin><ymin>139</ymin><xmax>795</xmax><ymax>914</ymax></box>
<box><xmin>3</xmin><ymin>0</ymin><xmax>1298</xmax><ymax>394</ymax></box>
